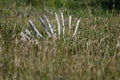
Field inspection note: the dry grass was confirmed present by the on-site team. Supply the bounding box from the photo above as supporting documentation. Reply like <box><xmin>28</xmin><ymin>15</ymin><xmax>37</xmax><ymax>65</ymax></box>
<box><xmin>0</xmin><ymin>4</ymin><xmax>120</xmax><ymax>80</ymax></box>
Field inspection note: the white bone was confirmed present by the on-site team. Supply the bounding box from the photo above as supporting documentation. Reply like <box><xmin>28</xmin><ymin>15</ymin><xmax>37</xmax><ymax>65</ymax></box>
<box><xmin>55</xmin><ymin>12</ymin><xmax>61</xmax><ymax>36</ymax></box>
<box><xmin>21</xmin><ymin>32</ymin><xmax>30</xmax><ymax>40</ymax></box>
<box><xmin>29</xmin><ymin>20</ymin><xmax>43</xmax><ymax>38</ymax></box>
<box><xmin>61</xmin><ymin>12</ymin><xmax>64</xmax><ymax>27</ymax></box>
<box><xmin>44</xmin><ymin>15</ymin><xmax>54</xmax><ymax>35</ymax></box>
<box><xmin>38</xmin><ymin>17</ymin><xmax>51</xmax><ymax>37</ymax></box>
<box><xmin>25</xmin><ymin>29</ymin><xmax>32</xmax><ymax>37</ymax></box>
<box><xmin>73</xmin><ymin>18</ymin><xmax>80</xmax><ymax>37</ymax></box>
<box><xmin>69</xmin><ymin>15</ymin><xmax>72</xmax><ymax>29</ymax></box>
<box><xmin>61</xmin><ymin>12</ymin><xmax>65</xmax><ymax>37</ymax></box>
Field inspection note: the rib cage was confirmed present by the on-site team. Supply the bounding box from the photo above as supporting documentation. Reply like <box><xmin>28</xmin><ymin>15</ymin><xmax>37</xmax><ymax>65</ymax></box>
<box><xmin>21</xmin><ymin>12</ymin><xmax>80</xmax><ymax>42</ymax></box>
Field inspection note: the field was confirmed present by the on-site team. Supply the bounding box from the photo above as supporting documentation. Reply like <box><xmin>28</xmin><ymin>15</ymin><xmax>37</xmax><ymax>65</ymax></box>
<box><xmin>0</xmin><ymin>1</ymin><xmax>120</xmax><ymax>80</ymax></box>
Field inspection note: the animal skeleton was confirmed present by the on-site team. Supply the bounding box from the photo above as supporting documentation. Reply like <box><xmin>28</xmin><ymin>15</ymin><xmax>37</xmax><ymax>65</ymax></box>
<box><xmin>21</xmin><ymin>12</ymin><xmax>80</xmax><ymax>42</ymax></box>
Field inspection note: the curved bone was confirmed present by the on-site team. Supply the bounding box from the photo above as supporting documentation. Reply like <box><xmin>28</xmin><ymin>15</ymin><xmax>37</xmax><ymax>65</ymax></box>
<box><xmin>29</xmin><ymin>20</ymin><xmax>43</xmax><ymax>38</ymax></box>
<box><xmin>38</xmin><ymin>17</ymin><xmax>51</xmax><ymax>37</ymax></box>
<box><xmin>73</xmin><ymin>18</ymin><xmax>80</xmax><ymax>37</ymax></box>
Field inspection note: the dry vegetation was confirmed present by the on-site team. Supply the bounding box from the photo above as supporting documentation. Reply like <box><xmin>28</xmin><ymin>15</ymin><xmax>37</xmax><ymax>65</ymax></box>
<box><xmin>0</xmin><ymin>4</ymin><xmax>120</xmax><ymax>80</ymax></box>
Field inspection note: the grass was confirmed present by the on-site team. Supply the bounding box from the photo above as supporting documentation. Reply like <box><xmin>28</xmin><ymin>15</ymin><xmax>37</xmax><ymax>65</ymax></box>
<box><xmin>0</xmin><ymin>3</ymin><xmax>120</xmax><ymax>80</ymax></box>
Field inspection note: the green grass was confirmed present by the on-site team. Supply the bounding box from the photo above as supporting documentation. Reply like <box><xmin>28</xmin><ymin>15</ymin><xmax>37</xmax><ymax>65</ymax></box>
<box><xmin>0</xmin><ymin>2</ymin><xmax>120</xmax><ymax>80</ymax></box>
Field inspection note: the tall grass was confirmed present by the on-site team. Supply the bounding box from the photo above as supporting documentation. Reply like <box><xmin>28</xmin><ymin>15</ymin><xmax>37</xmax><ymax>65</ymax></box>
<box><xmin>0</xmin><ymin>2</ymin><xmax>120</xmax><ymax>80</ymax></box>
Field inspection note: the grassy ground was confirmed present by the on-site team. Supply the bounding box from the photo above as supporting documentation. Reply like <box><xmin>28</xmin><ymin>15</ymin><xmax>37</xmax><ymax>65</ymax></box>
<box><xmin>0</xmin><ymin>2</ymin><xmax>120</xmax><ymax>80</ymax></box>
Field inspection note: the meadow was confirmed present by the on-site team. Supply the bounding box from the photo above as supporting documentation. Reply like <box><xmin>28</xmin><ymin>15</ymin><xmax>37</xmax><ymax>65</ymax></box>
<box><xmin>0</xmin><ymin>1</ymin><xmax>120</xmax><ymax>80</ymax></box>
